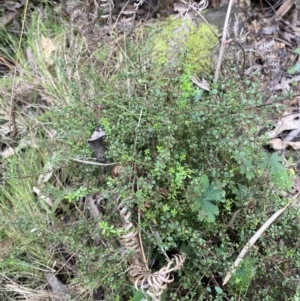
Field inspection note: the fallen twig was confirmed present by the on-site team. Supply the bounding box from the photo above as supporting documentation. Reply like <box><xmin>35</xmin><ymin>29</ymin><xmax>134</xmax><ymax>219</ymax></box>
<box><xmin>223</xmin><ymin>192</ymin><xmax>300</xmax><ymax>285</ymax></box>
<box><xmin>71</xmin><ymin>158</ymin><xmax>117</xmax><ymax>166</ymax></box>
<box><xmin>214</xmin><ymin>0</ymin><xmax>234</xmax><ymax>81</ymax></box>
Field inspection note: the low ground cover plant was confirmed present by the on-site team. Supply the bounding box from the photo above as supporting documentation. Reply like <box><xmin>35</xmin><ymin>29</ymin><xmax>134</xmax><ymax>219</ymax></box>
<box><xmin>0</xmin><ymin>4</ymin><xmax>300</xmax><ymax>301</ymax></box>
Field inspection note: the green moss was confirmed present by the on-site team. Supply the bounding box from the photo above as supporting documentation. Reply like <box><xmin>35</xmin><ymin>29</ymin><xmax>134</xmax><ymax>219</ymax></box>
<box><xmin>151</xmin><ymin>17</ymin><xmax>218</xmax><ymax>74</ymax></box>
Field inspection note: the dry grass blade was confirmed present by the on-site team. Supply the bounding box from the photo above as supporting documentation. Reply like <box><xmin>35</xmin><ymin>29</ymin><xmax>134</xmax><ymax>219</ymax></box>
<box><xmin>8</xmin><ymin>0</ymin><xmax>30</xmax><ymax>142</ymax></box>
<box><xmin>0</xmin><ymin>282</ymin><xmax>52</xmax><ymax>301</ymax></box>
<box><xmin>223</xmin><ymin>194</ymin><xmax>299</xmax><ymax>285</ymax></box>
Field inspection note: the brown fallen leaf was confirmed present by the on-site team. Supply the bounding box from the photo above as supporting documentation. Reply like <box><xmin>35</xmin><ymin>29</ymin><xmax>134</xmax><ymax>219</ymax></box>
<box><xmin>268</xmin><ymin>119</ymin><xmax>300</xmax><ymax>139</ymax></box>
<box><xmin>288</xmin><ymin>99</ymin><xmax>299</xmax><ymax>107</ymax></box>
<box><xmin>283</xmin><ymin>127</ymin><xmax>300</xmax><ymax>142</ymax></box>
<box><xmin>269</xmin><ymin>138</ymin><xmax>300</xmax><ymax>150</ymax></box>
<box><xmin>191</xmin><ymin>76</ymin><xmax>210</xmax><ymax>91</ymax></box>
<box><xmin>275</xmin><ymin>0</ymin><xmax>294</xmax><ymax>18</ymax></box>
<box><xmin>274</xmin><ymin>75</ymin><xmax>300</xmax><ymax>90</ymax></box>
<box><xmin>267</xmin><ymin>108</ymin><xmax>300</xmax><ymax>139</ymax></box>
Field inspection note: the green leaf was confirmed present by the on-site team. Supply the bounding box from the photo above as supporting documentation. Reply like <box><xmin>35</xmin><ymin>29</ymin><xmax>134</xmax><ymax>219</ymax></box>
<box><xmin>194</xmin><ymin>175</ymin><xmax>223</xmax><ymax>222</ymax></box>
<box><xmin>200</xmin><ymin>200</ymin><xmax>219</xmax><ymax>222</ymax></box>
<box><xmin>259</xmin><ymin>152</ymin><xmax>283</xmax><ymax>170</ymax></box>
<box><xmin>294</xmin><ymin>62</ymin><xmax>300</xmax><ymax>73</ymax></box>
<box><xmin>194</xmin><ymin>89</ymin><xmax>203</xmax><ymax>101</ymax></box>
<box><xmin>215</xmin><ymin>286</ymin><xmax>223</xmax><ymax>294</ymax></box>
<box><xmin>259</xmin><ymin>153</ymin><xmax>293</xmax><ymax>189</ymax></box>
<box><xmin>201</xmin><ymin>177</ymin><xmax>222</xmax><ymax>203</ymax></box>
<box><xmin>132</xmin><ymin>290</ymin><xmax>148</xmax><ymax>301</ymax></box>
<box><xmin>230</xmin><ymin>257</ymin><xmax>256</xmax><ymax>290</ymax></box>
<box><xmin>233</xmin><ymin>152</ymin><xmax>255</xmax><ymax>179</ymax></box>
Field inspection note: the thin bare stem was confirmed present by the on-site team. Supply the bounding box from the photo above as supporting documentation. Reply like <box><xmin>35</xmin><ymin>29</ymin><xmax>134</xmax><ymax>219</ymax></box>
<box><xmin>223</xmin><ymin>192</ymin><xmax>300</xmax><ymax>285</ymax></box>
<box><xmin>9</xmin><ymin>0</ymin><xmax>30</xmax><ymax>141</ymax></box>
<box><xmin>188</xmin><ymin>5</ymin><xmax>219</xmax><ymax>41</ymax></box>
<box><xmin>138</xmin><ymin>207</ymin><xmax>148</xmax><ymax>270</ymax></box>
<box><xmin>71</xmin><ymin>158</ymin><xmax>117</xmax><ymax>166</ymax></box>
<box><xmin>214</xmin><ymin>0</ymin><xmax>234</xmax><ymax>81</ymax></box>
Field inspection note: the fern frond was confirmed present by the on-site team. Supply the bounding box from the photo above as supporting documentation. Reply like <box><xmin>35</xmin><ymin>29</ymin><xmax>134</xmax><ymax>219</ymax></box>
<box><xmin>100</xmin><ymin>0</ymin><xmax>114</xmax><ymax>20</ymax></box>
<box><xmin>174</xmin><ymin>3</ymin><xmax>190</xmax><ymax>16</ymax></box>
<box><xmin>112</xmin><ymin>164</ymin><xmax>123</xmax><ymax>177</ymax></box>
<box><xmin>175</xmin><ymin>0</ymin><xmax>208</xmax><ymax>13</ymax></box>
<box><xmin>118</xmin><ymin>202</ymin><xmax>141</xmax><ymax>252</ymax></box>
<box><xmin>195</xmin><ymin>0</ymin><xmax>208</xmax><ymax>11</ymax></box>
<box><xmin>71</xmin><ymin>14</ymin><xmax>83</xmax><ymax>25</ymax></box>
<box><xmin>265</xmin><ymin>57</ymin><xmax>280</xmax><ymax>74</ymax></box>
<box><xmin>254</xmin><ymin>40</ymin><xmax>280</xmax><ymax>74</ymax></box>
<box><xmin>233</xmin><ymin>16</ymin><xmax>239</xmax><ymax>38</ymax></box>
<box><xmin>256</xmin><ymin>40</ymin><xmax>275</xmax><ymax>55</ymax></box>
<box><xmin>133</xmin><ymin>254</ymin><xmax>186</xmax><ymax>301</ymax></box>
<box><xmin>265</xmin><ymin>52</ymin><xmax>277</xmax><ymax>59</ymax></box>
<box><xmin>117</xmin><ymin>199</ymin><xmax>185</xmax><ymax>300</ymax></box>
<box><xmin>134</xmin><ymin>0</ymin><xmax>145</xmax><ymax>10</ymax></box>
<box><xmin>231</xmin><ymin>15</ymin><xmax>247</xmax><ymax>43</ymax></box>
<box><xmin>66</xmin><ymin>0</ymin><xmax>87</xmax><ymax>14</ymax></box>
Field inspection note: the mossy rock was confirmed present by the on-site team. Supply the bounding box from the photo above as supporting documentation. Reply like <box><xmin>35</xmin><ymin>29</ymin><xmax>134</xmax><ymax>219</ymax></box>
<box><xmin>150</xmin><ymin>17</ymin><xmax>218</xmax><ymax>74</ymax></box>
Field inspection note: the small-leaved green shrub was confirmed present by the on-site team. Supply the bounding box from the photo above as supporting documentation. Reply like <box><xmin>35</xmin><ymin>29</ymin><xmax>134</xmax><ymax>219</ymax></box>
<box><xmin>0</xmin><ymin>7</ymin><xmax>299</xmax><ymax>301</ymax></box>
<box><xmin>46</xmin><ymin>39</ymin><xmax>297</xmax><ymax>299</ymax></box>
